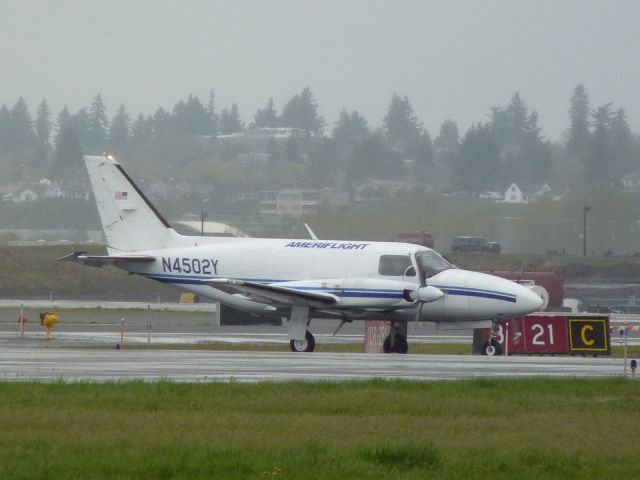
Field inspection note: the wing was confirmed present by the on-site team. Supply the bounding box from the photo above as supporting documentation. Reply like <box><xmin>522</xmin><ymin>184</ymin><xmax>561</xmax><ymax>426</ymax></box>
<box><xmin>207</xmin><ymin>279</ymin><xmax>338</xmax><ymax>307</ymax></box>
<box><xmin>59</xmin><ymin>251</ymin><xmax>156</xmax><ymax>268</ymax></box>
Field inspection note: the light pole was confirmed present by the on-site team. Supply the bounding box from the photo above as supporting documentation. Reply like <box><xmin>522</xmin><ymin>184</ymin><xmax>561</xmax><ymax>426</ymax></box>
<box><xmin>200</xmin><ymin>198</ymin><xmax>209</xmax><ymax>236</ymax></box>
<box><xmin>200</xmin><ymin>209</ymin><xmax>208</xmax><ymax>236</ymax></box>
<box><xmin>583</xmin><ymin>205</ymin><xmax>591</xmax><ymax>256</ymax></box>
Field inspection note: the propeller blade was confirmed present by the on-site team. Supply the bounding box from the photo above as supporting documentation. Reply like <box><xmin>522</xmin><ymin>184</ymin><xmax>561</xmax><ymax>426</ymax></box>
<box><xmin>412</xmin><ymin>301</ymin><xmax>423</xmax><ymax>332</ymax></box>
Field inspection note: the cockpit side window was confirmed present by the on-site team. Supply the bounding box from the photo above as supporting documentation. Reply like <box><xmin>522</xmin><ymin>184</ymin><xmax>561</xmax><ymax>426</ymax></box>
<box><xmin>378</xmin><ymin>255</ymin><xmax>413</xmax><ymax>276</ymax></box>
<box><xmin>416</xmin><ymin>250</ymin><xmax>453</xmax><ymax>277</ymax></box>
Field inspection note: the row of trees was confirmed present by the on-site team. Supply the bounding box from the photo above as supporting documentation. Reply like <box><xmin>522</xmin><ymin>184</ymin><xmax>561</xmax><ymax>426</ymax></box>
<box><xmin>0</xmin><ymin>85</ymin><xmax>638</xmax><ymax>197</ymax></box>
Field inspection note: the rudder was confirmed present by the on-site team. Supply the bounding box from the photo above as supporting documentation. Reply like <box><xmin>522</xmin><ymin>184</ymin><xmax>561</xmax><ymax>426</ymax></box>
<box><xmin>85</xmin><ymin>155</ymin><xmax>182</xmax><ymax>252</ymax></box>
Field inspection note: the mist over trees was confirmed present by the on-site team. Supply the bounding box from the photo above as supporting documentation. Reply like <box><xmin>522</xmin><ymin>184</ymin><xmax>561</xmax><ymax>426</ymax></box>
<box><xmin>0</xmin><ymin>84</ymin><xmax>639</xmax><ymax>203</ymax></box>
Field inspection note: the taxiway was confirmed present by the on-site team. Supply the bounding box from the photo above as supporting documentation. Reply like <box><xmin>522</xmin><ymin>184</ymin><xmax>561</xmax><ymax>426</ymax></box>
<box><xmin>0</xmin><ymin>347</ymin><xmax>630</xmax><ymax>382</ymax></box>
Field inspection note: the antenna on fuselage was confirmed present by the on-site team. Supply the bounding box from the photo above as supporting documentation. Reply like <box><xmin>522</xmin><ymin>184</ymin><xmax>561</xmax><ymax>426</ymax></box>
<box><xmin>304</xmin><ymin>223</ymin><xmax>319</xmax><ymax>240</ymax></box>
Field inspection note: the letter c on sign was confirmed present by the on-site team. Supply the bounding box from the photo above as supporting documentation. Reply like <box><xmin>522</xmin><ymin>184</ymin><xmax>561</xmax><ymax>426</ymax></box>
<box><xmin>581</xmin><ymin>325</ymin><xmax>594</xmax><ymax>346</ymax></box>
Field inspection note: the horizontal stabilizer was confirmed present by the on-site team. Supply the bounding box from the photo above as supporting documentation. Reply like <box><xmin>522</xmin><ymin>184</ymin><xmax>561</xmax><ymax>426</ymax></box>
<box><xmin>208</xmin><ymin>279</ymin><xmax>338</xmax><ymax>307</ymax></box>
<box><xmin>59</xmin><ymin>251</ymin><xmax>156</xmax><ymax>268</ymax></box>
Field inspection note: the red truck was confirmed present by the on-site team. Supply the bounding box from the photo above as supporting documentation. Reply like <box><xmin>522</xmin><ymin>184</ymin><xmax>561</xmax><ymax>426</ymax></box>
<box><xmin>393</xmin><ymin>231</ymin><xmax>434</xmax><ymax>249</ymax></box>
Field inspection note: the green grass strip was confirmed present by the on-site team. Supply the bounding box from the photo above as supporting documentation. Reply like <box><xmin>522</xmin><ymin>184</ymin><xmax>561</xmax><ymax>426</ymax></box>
<box><xmin>0</xmin><ymin>378</ymin><xmax>638</xmax><ymax>479</ymax></box>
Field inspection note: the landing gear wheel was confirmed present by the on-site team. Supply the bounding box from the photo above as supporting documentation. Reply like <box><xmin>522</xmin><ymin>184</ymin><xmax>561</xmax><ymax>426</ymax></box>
<box><xmin>481</xmin><ymin>339</ymin><xmax>503</xmax><ymax>356</ymax></box>
<box><xmin>383</xmin><ymin>333</ymin><xmax>409</xmax><ymax>354</ymax></box>
<box><xmin>290</xmin><ymin>331</ymin><xmax>316</xmax><ymax>352</ymax></box>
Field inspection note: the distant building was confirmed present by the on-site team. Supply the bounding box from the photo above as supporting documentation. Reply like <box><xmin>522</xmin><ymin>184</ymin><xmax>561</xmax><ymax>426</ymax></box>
<box><xmin>173</xmin><ymin>220</ymin><xmax>248</xmax><ymax>237</ymax></box>
<box><xmin>216</xmin><ymin>127</ymin><xmax>308</xmax><ymax>140</ymax></box>
<box><xmin>260</xmin><ymin>189</ymin><xmax>320</xmax><ymax>216</ymax></box>
<box><xmin>353</xmin><ymin>179</ymin><xmax>423</xmax><ymax>202</ymax></box>
<box><xmin>621</xmin><ymin>171</ymin><xmax>640</xmax><ymax>191</ymax></box>
<box><xmin>12</xmin><ymin>189</ymin><xmax>39</xmax><ymax>203</ymax></box>
<box><xmin>503</xmin><ymin>183</ymin><xmax>526</xmax><ymax>203</ymax></box>
<box><xmin>502</xmin><ymin>182</ymin><xmax>564</xmax><ymax>204</ymax></box>
<box><xmin>260</xmin><ymin>187</ymin><xmax>349</xmax><ymax>216</ymax></box>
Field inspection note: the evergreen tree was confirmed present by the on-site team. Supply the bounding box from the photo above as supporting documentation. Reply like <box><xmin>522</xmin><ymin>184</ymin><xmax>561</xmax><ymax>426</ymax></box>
<box><xmin>283</xmin><ymin>135</ymin><xmax>303</xmax><ymax>163</ymax></box>
<box><xmin>567</xmin><ymin>84</ymin><xmax>590</xmax><ymax>161</ymax></box>
<box><xmin>153</xmin><ymin>107</ymin><xmax>171</xmax><ymax>136</ymax></box>
<box><xmin>171</xmin><ymin>95</ymin><xmax>211</xmax><ymax>135</ymax></box>
<box><xmin>587</xmin><ymin>103</ymin><xmax>613</xmax><ymax>184</ymax></box>
<box><xmin>8</xmin><ymin>97</ymin><xmax>36</xmax><ymax>150</ymax></box>
<box><xmin>407</xmin><ymin>131</ymin><xmax>434</xmax><ymax>164</ymax></box>
<box><xmin>383</xmin><ymin>93</ymin><xmax>422</xmax><ymax>146</ymax></box>
<box><xmin>434</xmin><ymin>119</ymin><xmax>459</xmax><ymax>153</ymax></box>
<box><xmin>609</xmin><ymin>107</ymin><xmax>634</xmax><ymax>177</ymax></box>
<box><xmin>253</xmin><ymin>98</ymin><xmax>279</xmax><ymax>128</ymax></box>
<box><xmin>452</xmin><ymin>124</ymin><xmax>500</xmax><ymax>196</ymax></box>
<box><xmin>265</xmin><ymin>136</ymin><xmax>281</xmax><ymax>165</ymax></box>
<box><xmin>131</xmin><ymin>114</ymin><xmax>153</xmax><ymax>143</ymax></box>
<box><xmin>35</xmin><ymin>99</ymin><xmax>52</xmax><ymax>146</ymax></box>
<box><xmin>434</xmin><ymin>120</ymin><xmax>460</xmax><ymax>174</ymax></box>
<box><xmin>0</xmin><ymin>105</ymin><xmax>9</xmax><ymax>151</ymax></box>
<box><xmin>71</xmin><ymin>108</ymin><xmax>91</xmax><ymax>150</ymax></box>
<box><xmin>219</xmin><ymin>104</ymin><xmax>244</xmax><ymax>135</ymax></box>
<box><xmin>489</xmin><ymin>93</ymin><xmax>551</xmax><ymax>184</ymax></box>
<box><xmin>382</xmin><ymin>93</ymin><xmax>432</xmax><ymax>163</ymax></box>
<box><xmin>207</xmin><ymin>89</ymin><xmax>218</xmax><ymax>136</ymax></box>
<box><xmin>348</xmin><ymin>132</ymin><xmax>402</xmax><ymax>181</ymax></box>
<box><xmin>49</xmin><ymin>122</ymin><xmax>84</xmax><ymax>180</ymax></box>
<box><xmin>333</xmin><ymin>109</ymin><xmax>369</xmax><ymax>143</ymax></box>
<box><xmin>54</xmin><ymin>107</ymin><xmax>71</xmax><ymax>144</ymax></box>
<box><xmin>109</xmin><ymin>104</ymin><xmax>131</xmax><ymax>150</ymax></box>
<box><xmin>31</xmin><ymin>99</ymin><xmax>52</xmax><ymax>169</ymax></box>
<box><xmin>88</xmin><ymin>93</ymin><xmax>108</xmax><ymax>151</ymax></box>
<box><xmin>280</xmin><ymin>87</ymin><xmax>325</xmax><ymax>133</ymax></box>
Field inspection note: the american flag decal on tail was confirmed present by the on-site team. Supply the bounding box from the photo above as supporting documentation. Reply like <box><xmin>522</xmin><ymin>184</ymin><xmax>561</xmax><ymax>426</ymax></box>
<box><xmin>114</xmin><ymin>191</ymin><xmax>128</xmax><ymax>200</ymax></box>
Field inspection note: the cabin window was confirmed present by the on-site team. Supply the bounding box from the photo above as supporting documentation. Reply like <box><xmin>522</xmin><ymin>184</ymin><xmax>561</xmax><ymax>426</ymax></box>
<box><xmin>378</xmin><ymin>255</ymin><xmax>413</xmax><ymax>276</ymax></box>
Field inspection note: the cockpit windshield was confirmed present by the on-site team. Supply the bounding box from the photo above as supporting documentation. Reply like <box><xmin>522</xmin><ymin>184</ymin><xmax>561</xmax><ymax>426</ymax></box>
<box><xmin>416</xmin><ymin>250</ymin><xmax>454</xmax><ymax>277</ymax></box>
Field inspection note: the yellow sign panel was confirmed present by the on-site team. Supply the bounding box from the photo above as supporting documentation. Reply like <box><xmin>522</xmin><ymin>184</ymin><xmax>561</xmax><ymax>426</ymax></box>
<box><xmin>568</xmin><ymin>318</ymin><xmax>609</xmax><ymax>352</ymax></box>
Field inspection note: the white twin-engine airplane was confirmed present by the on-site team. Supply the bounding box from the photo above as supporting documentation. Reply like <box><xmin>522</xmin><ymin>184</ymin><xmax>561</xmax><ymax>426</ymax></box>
<box><xmin>63</xmin><ymin>155</ymin><xmax>543</xmax><ymax>353</ymax></box>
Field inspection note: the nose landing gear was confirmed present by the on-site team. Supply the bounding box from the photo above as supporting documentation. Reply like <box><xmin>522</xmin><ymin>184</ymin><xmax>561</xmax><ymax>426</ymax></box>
<box><xmin>481</xmin><ymin>319</ymin><xmax>504</xmax><ymax>356</ymax></box>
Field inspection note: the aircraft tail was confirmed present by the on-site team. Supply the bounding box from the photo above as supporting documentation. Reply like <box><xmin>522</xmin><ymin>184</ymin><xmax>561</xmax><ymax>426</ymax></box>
<box><xmin>84</xmin><ymin>155</ymin><xmax>185</xmax><ymax>253</ymax></box>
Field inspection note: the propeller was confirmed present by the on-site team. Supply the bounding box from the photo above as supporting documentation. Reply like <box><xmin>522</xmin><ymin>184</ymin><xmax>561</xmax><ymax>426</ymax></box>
<box><xmin>403</xmin><ymin>285</ymin><xmax>444</xmax><ymax>330</ymax></box>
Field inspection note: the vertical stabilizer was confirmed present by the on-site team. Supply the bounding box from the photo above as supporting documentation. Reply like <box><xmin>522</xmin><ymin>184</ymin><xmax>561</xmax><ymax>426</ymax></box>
<box><xmin>85</xmin><ymin>155</ymin><xmax>182</xmax><ymax>252</ymax></box>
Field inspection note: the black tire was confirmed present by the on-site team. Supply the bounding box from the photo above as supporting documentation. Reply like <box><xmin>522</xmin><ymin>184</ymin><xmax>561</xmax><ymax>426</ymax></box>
<box><xmin>481</xmin><ymin>339</ymin><xmax>503</xmax><ymax>356</ymax></box>
<box><xmin>290</xmin><ymin>331</ymin><xmax>316</xmax><ymax>352</ymax></box>
<box><xmin>383</xmin><ymin>333</ymin><xmax>409</xmax><ymax>354</ymax></box>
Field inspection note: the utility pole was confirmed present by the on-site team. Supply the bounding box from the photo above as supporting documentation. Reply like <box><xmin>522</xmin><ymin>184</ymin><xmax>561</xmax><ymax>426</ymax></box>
<box><xmin>200</xmin><ymin>209</ymin><xmax>208</xmax><ymax>236</ymax></box>
<box><xmin>583</xmin><ymin>205</ymin><xmax>591</xmax><ymax>256</ymax></box>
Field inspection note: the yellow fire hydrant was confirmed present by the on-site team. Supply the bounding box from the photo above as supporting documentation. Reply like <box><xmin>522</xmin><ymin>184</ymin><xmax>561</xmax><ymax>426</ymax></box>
<box><xmin>39</xmin><ymin>312</ymin><xmax>59</xmax><ymax>340</ymax></box>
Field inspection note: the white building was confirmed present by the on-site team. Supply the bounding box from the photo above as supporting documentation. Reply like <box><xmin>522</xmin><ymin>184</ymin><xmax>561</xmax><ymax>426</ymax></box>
<box><xmin>503</xmin><ymin>183</ymin><xmax>526</xmax><ymax>203</ymax></box>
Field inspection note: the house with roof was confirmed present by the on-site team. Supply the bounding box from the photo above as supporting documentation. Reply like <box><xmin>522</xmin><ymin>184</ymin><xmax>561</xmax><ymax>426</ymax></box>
<box><xmin>621</xmin><ymin>171</ymin><xmax>640</xmax><ymax>192</ymax></box>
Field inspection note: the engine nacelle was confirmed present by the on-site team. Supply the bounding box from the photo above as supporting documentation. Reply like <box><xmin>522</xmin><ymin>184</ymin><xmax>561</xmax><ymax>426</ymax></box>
<box><xmin>404</xmin><ymin>286</ymin><xmax>444</xmax><ymax>303</ymax></box>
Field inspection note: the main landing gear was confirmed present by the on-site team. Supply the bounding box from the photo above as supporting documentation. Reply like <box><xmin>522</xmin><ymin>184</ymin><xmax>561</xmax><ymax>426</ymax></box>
<box><xmin>288</xmin><ymin>305</ymin><xmax>316</xmax><ymax>352</ymax></box>
<box><xmin>290</xmin><ymin>331</ymin><xmax>316</xmax><ymax>352</ymax></box>
<box><xmin>382</xmin><ymin>322</ymin><xmax>409</xmax><ymax>354</ymax></box>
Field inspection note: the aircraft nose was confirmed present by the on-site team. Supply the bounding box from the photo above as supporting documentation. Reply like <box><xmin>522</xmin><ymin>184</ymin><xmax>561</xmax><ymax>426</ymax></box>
<box><xmin>517</xmin><ymin>285</ymin><xmax>544</xmax><ymax>313</ymax></box>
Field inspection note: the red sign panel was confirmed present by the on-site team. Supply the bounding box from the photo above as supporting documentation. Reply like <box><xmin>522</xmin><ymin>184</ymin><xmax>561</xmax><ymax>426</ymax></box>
<box><xmin>481</xmin><ymin>316</ymin><xmax>568</xmax><ymax>354</ymax></box>
<box><xmin>521</xmin><ymin>315</ymin><xmax>568</xmax><ymax>353</ymax></box>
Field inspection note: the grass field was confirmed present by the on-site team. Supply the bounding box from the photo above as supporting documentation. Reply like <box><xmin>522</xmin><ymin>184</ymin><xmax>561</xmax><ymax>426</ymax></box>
<box><xmin>0</xmin><ymin>378</ymin><xmax>639</xmax><ymax>479</ymax></box>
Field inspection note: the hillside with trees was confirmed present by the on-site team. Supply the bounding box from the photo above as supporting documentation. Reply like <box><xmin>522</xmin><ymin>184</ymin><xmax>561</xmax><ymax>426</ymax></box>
<box><xmin>1</xmin><ymin>85</ymin><xmax>640</xmax><ymax>254</ymax></box>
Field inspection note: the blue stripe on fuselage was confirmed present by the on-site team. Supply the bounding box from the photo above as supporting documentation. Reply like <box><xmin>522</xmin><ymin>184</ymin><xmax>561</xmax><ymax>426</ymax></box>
<box><xmin>141</xmin><ymin>273</ymin><xmax>517</xmax><ymax>303</ymax></box>
<box><xmin>432</xmin><ymin>284</ymin><xmax>517</xmax><ymax>303</ymax></box>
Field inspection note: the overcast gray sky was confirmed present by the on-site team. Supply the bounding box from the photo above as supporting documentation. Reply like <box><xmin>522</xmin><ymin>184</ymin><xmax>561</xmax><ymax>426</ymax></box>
<box><xmin>1</xmin><ymin>0</ymin><xmax>638</xmax><ymax>141</ymax></box>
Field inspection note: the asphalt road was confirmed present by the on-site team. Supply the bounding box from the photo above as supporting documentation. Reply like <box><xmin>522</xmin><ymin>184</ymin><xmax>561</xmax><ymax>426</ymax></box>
<box><xmin>0</xmin><ymin>300</ymin><xmax>637</xmax><ymax>382</ymax></box>
<box><xmin>0</xmin><ymin>348</ymin><xmax>631</xmax><ymax>382</ymax></box>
